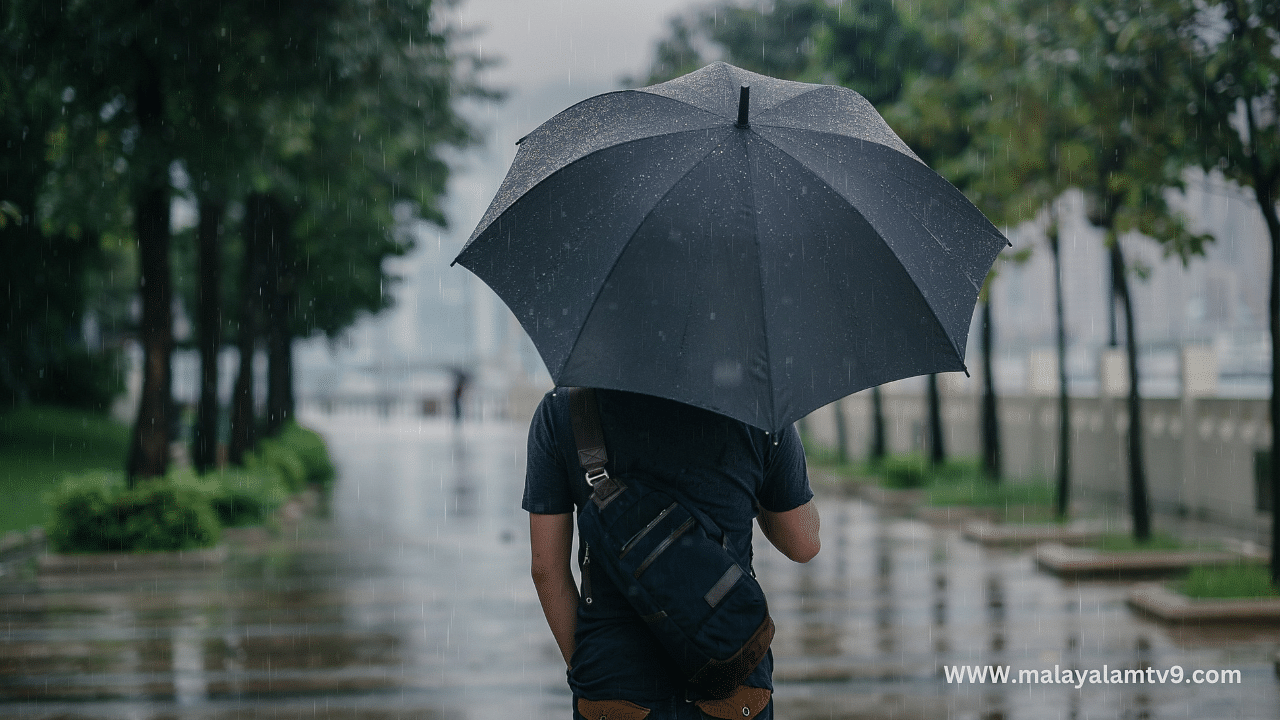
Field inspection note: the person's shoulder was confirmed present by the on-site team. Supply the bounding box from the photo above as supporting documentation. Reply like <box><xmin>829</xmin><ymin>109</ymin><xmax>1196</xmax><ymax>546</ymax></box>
<box><xmin>534</xmin><ymin>386</ymin><xmax>581</xmax><ymax>424</ymax></box>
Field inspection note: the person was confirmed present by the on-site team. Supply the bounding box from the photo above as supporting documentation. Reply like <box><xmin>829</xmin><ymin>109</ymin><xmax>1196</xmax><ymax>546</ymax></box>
<box><xmin>525</xmin><ymin>387</ymin><xmax>820</xmax><ymax>720</ymax></box>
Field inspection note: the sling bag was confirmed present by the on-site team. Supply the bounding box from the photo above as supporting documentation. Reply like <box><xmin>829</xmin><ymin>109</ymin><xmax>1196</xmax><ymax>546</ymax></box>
<box><xmin>568</xmin><ymin>387</ymin><xmax>774</xmax><ymax>700</ymax></box>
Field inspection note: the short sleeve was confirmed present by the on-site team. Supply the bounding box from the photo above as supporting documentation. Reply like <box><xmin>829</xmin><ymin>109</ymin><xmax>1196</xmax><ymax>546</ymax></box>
<box><xmin>756</xmin><ymin>423</ymin><xmax>813</xmax><ymax>513</ymax></box>
<box><xmin>522</xmin><ymin>392</ymin><xmax>576</xmax><ymax>515</ymax></box>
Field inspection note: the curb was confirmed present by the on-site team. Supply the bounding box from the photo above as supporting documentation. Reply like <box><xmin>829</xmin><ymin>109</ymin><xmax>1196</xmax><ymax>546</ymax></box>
<box><xmin>855</xmin><ymin>485</ymin><xmax>926</xmax><ymax>513</ymax></box>
<box><xmin>963</xmin><ymin>520</ymin><xmax>1103</xmax><ymax>547</ymax></box>
<box><xmin>1128</xmin><ymin>582</ymin><xmax>1280</xmax><ymax>623</ymax></box>
<box><xmin>37</xmin><ymin>545</ymin><xmax>229</xmax><ymax>575</ymax></box>
<box><xmin>1034</xmin><ymin>543</ymin><xmax>1242</xmax><ymax>578</ymax></box>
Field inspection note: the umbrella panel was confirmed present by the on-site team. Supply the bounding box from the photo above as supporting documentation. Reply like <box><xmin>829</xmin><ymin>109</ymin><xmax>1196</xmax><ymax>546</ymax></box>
<box><xmin>462</xmin><ymin>127</ymin><xmax>732</xmax><ymax>380</ymax></box>
<box><xmin>560</xmin><ymin>130</ymin><xmax>970</xmax><ymax>431</ymax></box>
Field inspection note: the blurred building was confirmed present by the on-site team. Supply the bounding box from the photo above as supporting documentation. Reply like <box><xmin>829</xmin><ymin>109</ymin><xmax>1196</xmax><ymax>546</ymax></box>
<box><xmin>985</xmin><ymin>171</ymin><xmax>1270</xmax><ymax>400</ymax></box>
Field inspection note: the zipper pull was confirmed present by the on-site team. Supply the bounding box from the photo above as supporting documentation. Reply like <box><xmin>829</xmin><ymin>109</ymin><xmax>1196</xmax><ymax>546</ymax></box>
<box><xmin>581</xmin><ymin>542</ymin><xmax>593</xmax><ymax>605</ymax></box>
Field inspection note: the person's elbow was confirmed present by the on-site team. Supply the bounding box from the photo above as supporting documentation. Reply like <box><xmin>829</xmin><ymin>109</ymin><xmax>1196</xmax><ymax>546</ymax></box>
<box><xmin>759</xmin><ymin>500</ymin><xmax>820</xmax><ymax>563</ymax></box>
<box><xmin>530</xmin><ymin>557</ymin><xmax>565</xmax><ymax>588</ymax></box>
<box><xmin>789</xmin><ymin>536</ymin><xmax>820</xmax><ymax>564</ymax></box>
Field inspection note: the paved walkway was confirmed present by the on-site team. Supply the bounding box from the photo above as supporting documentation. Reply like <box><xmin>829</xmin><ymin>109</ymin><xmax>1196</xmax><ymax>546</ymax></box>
<box><xmin>1</xmin><ymin>412</ymin><xmax>1278</xmax><ymax>718</ymax></box>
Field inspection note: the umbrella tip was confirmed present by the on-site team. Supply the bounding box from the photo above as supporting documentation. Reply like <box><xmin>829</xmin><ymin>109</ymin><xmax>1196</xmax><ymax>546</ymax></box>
<box><xmin>736</xmin><ymin>85</ymin><xmax>750</xmax><ymax>128</ymax></box>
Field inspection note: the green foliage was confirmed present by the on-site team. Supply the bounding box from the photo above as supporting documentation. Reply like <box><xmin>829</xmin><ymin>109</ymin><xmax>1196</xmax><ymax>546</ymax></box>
<box><xmin>243</xmin><ymin>422</ymin><xmax>336</xmax><ymax>492</ymax></box>
<box><xmin>927</xmin><ymin>476</ymin><xmax>1056</xmax><ymax>510</ymax></box>
<box><xmin>246</xmin><ymin>438</ymin><xmax>308</xmax><ymax>493</ymax></box>
<box><xmin>629</xmin><ymin>0</ymin><xmax>830</xmax><ymax>86</ymax></box>
<box><xmin>275</xmin><ymin>422</ymin><xmax>337</xmax><ymax>486</ymax></box>
<box><xmin>1180</xmin><ymin>563</ymin><xmax>1279</xmax><ymax>599</ymax></box>
<box><xmin>879</xmin><ymin>454</ymin><xmax>930</xmax><ymax>489</ymax></box>
<box><xmin>196</xmin><ymin>467</ymin><xmax>287</xmax><ymax>528</ymax></box>
<box><xmin>46</xmin><ymin>470</ymin><xmax>221</xmax><ymax>553</ymax></box>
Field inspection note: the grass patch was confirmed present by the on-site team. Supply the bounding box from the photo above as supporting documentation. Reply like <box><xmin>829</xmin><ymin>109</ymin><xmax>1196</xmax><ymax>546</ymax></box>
<box><xmin>1179</xmin><ymin>563</ymin><xmax>1279</xmax><ymax>599</ymax></box>
<box><xmin>0</xmin><ymin>405</ymin><xmax>129</xmax><ymax>535</ymax></box>
<box><xmin>926</xmin><ymin>476</ymin><xmax>1057</xmax><ymax>522</ymax></box>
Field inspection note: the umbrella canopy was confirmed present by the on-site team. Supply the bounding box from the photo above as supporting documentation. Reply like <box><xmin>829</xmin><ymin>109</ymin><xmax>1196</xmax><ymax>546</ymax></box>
<box><xmin>453</xmin><ymin>61</ymin><xmax>1007</xmax><ymax>433</ymax></box>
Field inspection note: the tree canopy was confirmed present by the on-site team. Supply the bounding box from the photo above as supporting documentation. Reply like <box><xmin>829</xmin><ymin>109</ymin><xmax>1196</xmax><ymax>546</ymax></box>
<box><xmin>2</xmin><ymin>0</ymin><xmax>487</xmax><ymax>476</ymax></box>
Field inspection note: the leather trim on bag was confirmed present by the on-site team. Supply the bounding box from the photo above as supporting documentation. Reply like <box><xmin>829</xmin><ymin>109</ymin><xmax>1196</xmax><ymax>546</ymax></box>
<box><xmin>689</xmin><ymin>615</ymin><xmax>775</xmax><ymax>699</ymax></box>
<box><xmin>693</xmin><ymin>686</ymin><xmax>772</xmax><ymax>719</ymax></box>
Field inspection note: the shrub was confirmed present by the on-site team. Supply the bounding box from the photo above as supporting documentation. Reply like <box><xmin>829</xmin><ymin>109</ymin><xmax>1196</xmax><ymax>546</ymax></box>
<box><xmin>246</xmin><ymin>437</ymin><xmax>308</xmax><ymax>492</ymax></box>
<box><xmin>880</xmin><ymin>455</ymin><xmax>929</xmax><ymax>489</ymax></box>
<box><xmin>276</xmin><ymin>422</ymin><xmax>336</xmax><ymax>486</ymax></box>
<box><xmin>927</xmin><ymin>477</ymin><xmax>1056</xmax><ymax>509</ymax></box>
<box><xmin>201</xmin><ymin>467</ymin><xmax>287</xmax><ymax>527</ymax></box>
<box><xmin>47</xmin><ymin>471</ymin><xmax>220</xmax><ymax>553</ymax></box>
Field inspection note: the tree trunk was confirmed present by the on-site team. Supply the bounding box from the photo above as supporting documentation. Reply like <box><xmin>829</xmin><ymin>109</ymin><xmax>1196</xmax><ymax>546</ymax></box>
<box><xmin>833</xmin><ymin>397</ymin><xmax>849</xmax><ymax>465</ymax></box>
<box><xmin>1111</xmin><ymin>238</ymin><xmax>1151</xmax><ymax>542</ymax></box>
<box><xmin>979</xmin><ymin>299</ymin><xmax>1001</xmax><ymax>482</ymax></box>
<box><xmin>870</xmin><ymin>385</ymin><xmax>886</xmax><ymax>462</ymax></box>
<box><xmin>1049</xmin><ymin>209</ymin><xmax>1072</xmax><ymax>519</ymax></box>
<box><xmin>926</xmin><ymin>373</ymin><xmax>945</xmax><ymax>467</ymax></box>
<box><xmin>1248</xmin><ymin>174</ymin><xmax>1280</xmax><ymax>583</ymax></box>
<box><xmin>1233</xmin><ymin>94</ymin><xmax>1280</xmax><ymax>585</ymax></box>
<box><xmin>125</xmin><ymin>53</ymin><xmax>171</xmax><ymax>484</ymax></box>
<box><xmin>1107</xmin><ymin>248</ymin><xmax>1119</xmax><ymax>348</ymax></box>
<box><xmin>1269</xmin><ymin>201</ymin><xmax>1280</xmax><ymax>585</ymax></box>
<box><xmin>228</xmin><ymin>193</ymin><xmax>266</xmax><ymax>465</ymax></box>
<box><xmin>192</xmin><ymin>196</ymin><xmax>224</xmax><ymax>473</ymax></box>
<box><xmin>261</xmin><ymin>194</ymin><xmax>295</xmax><ymax>436</ymax></box>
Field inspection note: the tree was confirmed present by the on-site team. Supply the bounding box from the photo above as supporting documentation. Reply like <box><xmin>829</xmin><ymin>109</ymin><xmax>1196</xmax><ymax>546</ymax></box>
<box><xmin>934</xmin><ymin>0</ymin><xmax>1092</xmax><ymax>496</ymax></box>
<box><xmin>9</xmin><ymin>0</ymin><xmax>484</xmax><ymax>478</ymax></box>
<box><xmin>1180</xmin><ymin>0</ymin><xmax>1280</xmax><ymax>579</ymax></box>
<box><xmin>1030</xmin><ymin>0</ymin><xmax>1208</xmax><ymax>540</ymax></box>
<box><xmin>629</xmin><ymin>0</ymin><xmax>829</xmax><ymax>87</ymax></box>
<box><xmin>0</xmin><ymin>3</ymin><xmax>126</xmax><ymax>412</ymax></box>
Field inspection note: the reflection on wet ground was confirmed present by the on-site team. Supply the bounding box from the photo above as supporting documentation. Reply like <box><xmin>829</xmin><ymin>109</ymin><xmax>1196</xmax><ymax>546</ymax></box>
<box><xmin>1</xmin><ymin>413</ymin><xmax>1277</xmax><ymax>718</ymax></box>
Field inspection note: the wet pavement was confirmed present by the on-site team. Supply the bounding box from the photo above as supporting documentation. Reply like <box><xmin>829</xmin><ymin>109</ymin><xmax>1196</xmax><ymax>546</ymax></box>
<box><xmin>1</xmin><ymin>412</ymin><xmax>1278</xmax><ymax>719</ymax></box>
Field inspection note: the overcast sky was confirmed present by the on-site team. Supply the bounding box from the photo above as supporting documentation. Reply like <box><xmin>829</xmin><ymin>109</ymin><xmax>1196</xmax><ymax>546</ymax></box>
<box><xmin>445</xmin><ymin>0</ymin><xmax>704</xmax><ymax>243</ymax></box>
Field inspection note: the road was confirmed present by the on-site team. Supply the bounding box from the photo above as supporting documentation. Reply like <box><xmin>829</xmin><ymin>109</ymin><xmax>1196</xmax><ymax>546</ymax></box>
<box><xmin>0</xmin><ymin>411</ymin><xmax>1277</xmax><ymax>718</ymax></box>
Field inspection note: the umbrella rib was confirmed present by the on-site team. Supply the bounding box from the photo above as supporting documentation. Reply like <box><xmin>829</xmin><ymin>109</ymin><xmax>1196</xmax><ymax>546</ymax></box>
<box><xmin>748</xmin><ymin>85</ymin><xmax>826</xmax><ymax>119</ymax></box>
<box><xmin>559</xmin><ymin>131</ymin><xmax>737</xmax><ymax>380</ymax></box>
<box><xmin>751</xmin><ymin>130</ymin><xmax>969</xmax><ymax>362</ymax></box>
<box><xmin>743</xmin><ymin>136</ymin><xmax>777</xmax><ymax>429</ymax></box>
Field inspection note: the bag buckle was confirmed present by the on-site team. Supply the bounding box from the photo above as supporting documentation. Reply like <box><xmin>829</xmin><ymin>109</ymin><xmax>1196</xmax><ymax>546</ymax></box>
<box><xmin>585</xmin><ymin>467</ymin><xmax>610</xmax><ymax>487</ymax></box>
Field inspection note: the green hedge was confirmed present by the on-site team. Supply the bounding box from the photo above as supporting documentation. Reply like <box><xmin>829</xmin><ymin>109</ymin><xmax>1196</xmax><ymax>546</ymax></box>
<box><xmin>247</xmin><ymin>422</ymin><xmax>336</xmax><ymax>492</ymax></box>
<box><xmin>181</xmin><ymin>467</ymin><xmax>287</xmax><ymax>528</ymax></box>
<box><xmin>47</xmin><ymin>471</ymin><xmax>221</xmax><ymax>553</ymax></box>
<box><xmin>276</xmin><ymin>422</ymin><xmax>336</xmax><ymax>486</ymax></box>
<box><xmin>879</xmin><ymin>455</ymin><xmax>930</xmax><ymax>489</ymax></box>
<box><xmin>44</xmin><ymin>421</ymin><xmax>333</xmax><ymax>553</ymax></box>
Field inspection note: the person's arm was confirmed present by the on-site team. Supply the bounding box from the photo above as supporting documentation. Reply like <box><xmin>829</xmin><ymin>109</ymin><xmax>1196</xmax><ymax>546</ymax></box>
<box><xmin>529</xmin><ymin>511</ymin><xmax>578</xmax><ymax>665</ymax></box>
<box><xmin>757</xmin><ymin>499</ymin><xmax>820</xmax><ymax>563</ymax></box>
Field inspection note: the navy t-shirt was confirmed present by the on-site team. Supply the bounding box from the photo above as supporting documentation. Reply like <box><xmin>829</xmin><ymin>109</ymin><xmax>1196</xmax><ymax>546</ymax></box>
<box><xmin>523</xmin><ymin>388</ymin><xmax>812</xmax><ymax>703</ymax></box>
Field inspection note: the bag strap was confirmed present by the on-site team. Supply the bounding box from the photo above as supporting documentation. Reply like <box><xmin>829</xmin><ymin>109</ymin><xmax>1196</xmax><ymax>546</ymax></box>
<box><xmin>568</xmin><ymin>387</ymin><xmax>610</xmax><ymax>486</ymax></box>
<box><xmin>568</xmin><ymin>387</ymin><xmax>727</xmax><ymax>545</ymax></box>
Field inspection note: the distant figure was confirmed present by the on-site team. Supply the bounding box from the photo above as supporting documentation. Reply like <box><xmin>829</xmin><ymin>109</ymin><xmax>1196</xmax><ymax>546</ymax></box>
<box><xmin>452</xmin><ymin>370</ymin><xmax>469</xmax><ymax>423</ymax></box>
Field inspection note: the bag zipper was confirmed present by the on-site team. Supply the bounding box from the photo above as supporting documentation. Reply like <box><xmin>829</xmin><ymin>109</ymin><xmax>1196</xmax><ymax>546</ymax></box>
<box><xmin>581</xmin><ymin>541</ymin><xmax>593</xmax><ymax>605</ymax></box>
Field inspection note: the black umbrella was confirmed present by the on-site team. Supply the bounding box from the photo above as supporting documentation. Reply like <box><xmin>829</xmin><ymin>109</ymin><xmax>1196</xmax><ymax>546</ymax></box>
<box><xmin>453</xmin><ymin>62</ymin><xmax>1007</xmax><ymax>433</ymax></box>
